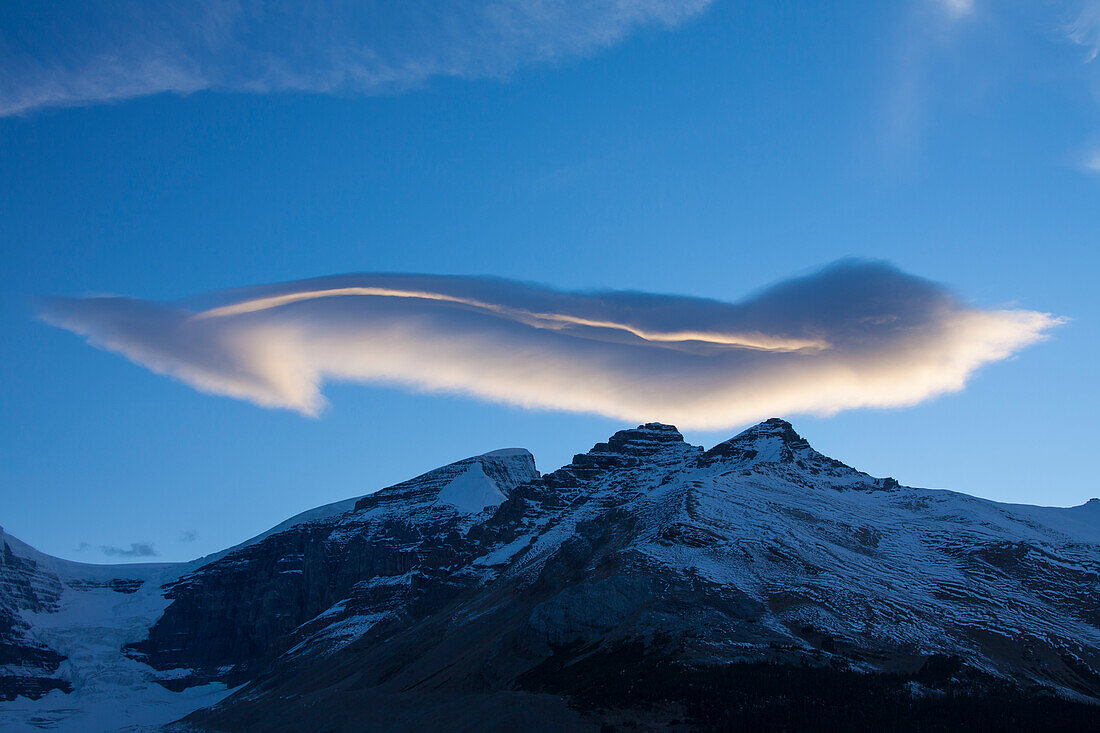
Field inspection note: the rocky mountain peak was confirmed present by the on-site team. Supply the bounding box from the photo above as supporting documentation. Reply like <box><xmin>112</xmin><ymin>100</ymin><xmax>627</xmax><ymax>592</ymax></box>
<box><xmin>698</xmin><ymin>417</ymin><xmax>808</xmax><ymax>464</ymax></box>
<box><xmin>604</xmin><ymin>422</ymin><xmax>687</xmax><ymax>452</ymax></box>
<box><xmin>566</xmin><ymin>422</ymin><xmax>697</xmax><ymax>475</ymax></box>
<box><xmin>733</xmin><ymin>417</ymin><xmax>808</xmax><ymax>445</ymax></box>
<box><xmin>694</xmin><ymin>418</ymin><xmax>896</xmax><ymax>490</ymax></box>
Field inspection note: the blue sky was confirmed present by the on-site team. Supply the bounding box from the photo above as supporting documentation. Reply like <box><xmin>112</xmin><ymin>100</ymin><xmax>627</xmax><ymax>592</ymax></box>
<box><xmin>1</xmin><ymin>0</ymin><xmax>1098</xmax><ymax>562</ymax></box>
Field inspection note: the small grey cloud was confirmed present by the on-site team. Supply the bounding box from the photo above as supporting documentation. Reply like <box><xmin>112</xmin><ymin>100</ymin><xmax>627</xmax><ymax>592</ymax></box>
<box><xmin>0</xmin><ymin>1</ymin><xmax>712</xmax><ymax>117</ymax></box>
<box><xmin>179</xmin><ymin>530</ymin><xmax>198</xmax><ymax>543</ymax></box>
<box><xmin>39</xmin><ymin>260</ymin><xmax>1062</xmax><ymax>430</ymax></box>
<box><xmin>100</xmin><ymin>542</ymin><xmax>158</xmax><ymax>558</ymax></box>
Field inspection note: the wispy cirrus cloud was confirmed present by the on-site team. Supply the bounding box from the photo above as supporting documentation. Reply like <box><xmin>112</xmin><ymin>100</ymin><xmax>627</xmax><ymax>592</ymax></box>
<box><xmin>1065</xmin><ymin>1</ymin><xmax>1100</xmax><ymax>173</ymax></box>
<box><xmin>890</xmin><ymin>1</ymin><xmax>1100</xmax><ymax>173</ymax></box>
<box><xmin>1083</xmin><ymin>147</ymin><xmax>1100</xmax><ymax>173</ymax></box>
<box><xmin>38</xmin><ymin>261</ymin><xmax>1062</xmax><ymax>430</ymax></box>
<box><xmin>935</xmin><ymin>0</ymin><xmax>975</xmax><ymax>20</ymax></box>
<box><xmin>1067</xmin><ymin>1</ymin><xmax>1100</xmax><ymax>61</ymax></box>
<box><xmin>881</xmin><ymin>0</ymin><xmax>980</xmax><ymax>158</ymax></box>
<box><xmin>0</xmin><ymin>0</ymin><xmax>711</xmax><ymax>117</ymax></box>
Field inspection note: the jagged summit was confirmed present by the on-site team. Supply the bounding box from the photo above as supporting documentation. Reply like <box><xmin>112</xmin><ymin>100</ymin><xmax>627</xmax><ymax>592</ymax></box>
<box><xmin>733</xmin><ymin>416</ymin><xmax>806</xmax><ymax>440</ymax></box>
<box><xmin>599</xmin><ymin>422</ymin><xmax>686</xmax><ymax>449</ymax></box>
<box><xmin>699</xmin><ymin>416</ymin><xmax>811</xmax><ymax>463</ymax></box>
<box><xmin>692</xmin><ymin>417</ymin><xmax>897</xmax><ymax>490</ymax></box>
<box><xmin>544</xmin><ymin>418</ymin><xmax>891</xmax><ymax>492</ymax></box>
<box><xmin>720</xmin><ymin>417</ymin><xmax>811</xmax><ymax>452</ymax></box>
<box><xmin>592</xmin><ymin>422</ymin><xmax>689</xmax><ymax>454</ymax></box>
<box><xmin>565</xmin><ymin>422</ymin><xmax>697</xmax><ymax>476</ymax></box>
<box><xmin>577</xmin><ymin>418</ymin><xmax>813</xmax><ymax>467</ymax></box>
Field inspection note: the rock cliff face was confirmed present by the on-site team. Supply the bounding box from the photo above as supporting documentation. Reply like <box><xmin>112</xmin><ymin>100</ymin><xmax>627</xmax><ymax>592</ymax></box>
<box><xmin>2</xmin><ymin>420</ymin><xmax>1099</xmax><ymax>731</ymax></box>
<box><xmin>126</xmin><ymin>449</ymin><xmax>539</xmax><ymax>685</ymax></box>
<box><xmin>0</xmin><ymin>534</ymin><xmax>68</xmax><ymax>701</ymax></box>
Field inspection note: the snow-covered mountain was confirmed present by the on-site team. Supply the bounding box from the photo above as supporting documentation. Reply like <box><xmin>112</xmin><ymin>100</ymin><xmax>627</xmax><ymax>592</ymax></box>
<box><xmin>2</xmin><ymin>420</ymin><xmax>1098</xmax><ymax>731</ymax></box>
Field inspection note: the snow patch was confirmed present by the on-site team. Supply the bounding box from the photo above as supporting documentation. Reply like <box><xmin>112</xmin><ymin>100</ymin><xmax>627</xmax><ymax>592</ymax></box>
<box><xmin>435</xmin><ymin>462</ymin><xmax>505</xmax><ymax>514</ymax></box>
<box><xmin>474</xmin><ymin>536</ymin><xmax>532</xmax><ymax>567</ymax></box>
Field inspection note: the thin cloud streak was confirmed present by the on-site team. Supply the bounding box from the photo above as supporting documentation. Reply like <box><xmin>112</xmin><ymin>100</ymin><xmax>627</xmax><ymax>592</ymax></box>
<box><xmin>38</xmin><ymin>261</ymin><xmax>1063</xmax><ymax>430</ymax></box>
<box><xmin>0</xmin><ymin>0</ymin><xmax>711</xmax><ymax>117</ymax></box>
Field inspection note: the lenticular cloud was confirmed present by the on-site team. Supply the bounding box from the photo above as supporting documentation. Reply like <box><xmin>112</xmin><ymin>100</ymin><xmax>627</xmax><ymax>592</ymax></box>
<box><xmin>38</xmin><ymin>261</ymin><xmax>1062</xmax><ymax>429</ymax></box>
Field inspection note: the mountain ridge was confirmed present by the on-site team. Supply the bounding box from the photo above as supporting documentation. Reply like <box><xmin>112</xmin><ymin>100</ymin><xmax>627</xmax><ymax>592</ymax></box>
<box><xmin>2</xmin><ymin>420</ymin><xmax>1099</xmax><ymax>731</ymax></box>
